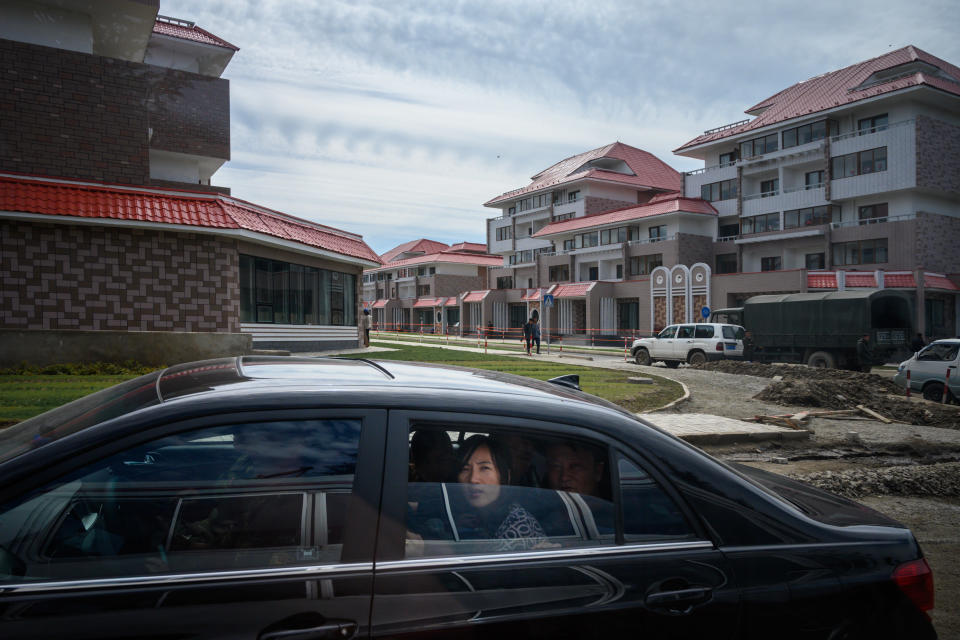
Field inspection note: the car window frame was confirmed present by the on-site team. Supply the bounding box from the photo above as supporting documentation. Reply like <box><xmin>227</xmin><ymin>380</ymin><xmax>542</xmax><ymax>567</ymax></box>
<box><xmin>376</xmin><ymin>409</ymin><xmax>709</xmax><ymax>564</ymax></box>
<box><xmin>0</xmin><ymin>407</ymin><xmax>387</xmax><ymax>592</ymax></box>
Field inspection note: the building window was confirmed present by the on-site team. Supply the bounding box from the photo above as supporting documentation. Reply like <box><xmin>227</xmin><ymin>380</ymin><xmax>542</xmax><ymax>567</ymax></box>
<box><xmin>616</xmin><ymin>264</ymin><xmax>623</xmax><ymax>279</ymax></box>
<box><xmin>858</xmin><ymin>203</ymin><xmax>888</xmax><ymax>224</ymax></box>
<box><xmin>575</xmin><ymin>231</ymin><xmax>599</xmax><ymax>249</ymax></box>
<box><xmin>553</xmin><ymin>212</ymin><xmax>574</xmax><ymax>222</ymax></box>
<box><xmin>760</xmin><ymin>256</ymin><xmax>782</xmax><ymax>272</ymax></box>
<box><xmin>858</xmin><ymin>114</ymin><xmax>888</xmax><ymax>135</ymax></box>
<box><xmin>648</xmin><ymin>225</ymin><xmax>668</xmax><ymax>241</ymax></box>
<box><xmin>701</xmin><ymin>179</ymin><xmax>738</xmax><ymax>202</ymax></box>
<box><xmin>805</xmin><ymin>253</ymin><xmax>825</xmax><ymax>269</ymax></box>
<box><xmin>588</xmin><ymin>266</ymin><xmax>599</xmax><ymax>281</ymax></box>
<box><xmin>417</xmin><ymin>267</ymin><xmax>426</xmax><ymax>276</ymax></box>
<box><xmin>508</xmin><ymin>206</ymin><xmax>516</xmax><ymax>216</ymax></box>
<box><xmin>782</xmin><ymin>119</ymin><xmax>836</xmax><ymax>149</ymax></box>
<box><xmin>716</xmin><ymin>253</ymin><xmax>737</xmax><ymax>274</ymax></box>
<box><xmin>831</xmin><ymin>147</ymin><xmax>887</xmax><ymax>179</ymax></box>
<box><xmin>417</xmin><ymin>285</ymin><xmax>430</xmax><ymax>297</ymax></box>
<box><xmin>739</xmin><ymin>133</ymin><xmax>778</xmax><ymax>159</ymax></box>
<box><xmin>518</xmin><ymin>250</ymin><xmax>534</xmax><ymax>263</ymax></box>
<box><xmin>600</xmin><ymin>226</ymin><xmax>631</xmax><ymax>245</ymax></box>
<box><xmin>429</xmin><ymin>267</ymin><xmax>436</xmax><ymax>275</ymax></box>
<box><xmin>832</xmin><ymin>239</ymin><xmax>888</xmax><ymax>266</ymax></box>
<box><xmin>805</xmin><ymin>170</ymin><xmax>824</xmax><ymax>189</ymax></box>
<box><xmin>719</xmin><ymin>150</ymin><xmax>737</xmax><ymax>166</ymax></box>
<box><xmin>717</xmin><ymin>222</ymin><xmax>740</xmax><ymax>238</ymax></box>
<box><xmin>741</xmin><ymin>213</ymin><xmax>780</xmax><ymax>234</ymax></box>
<box><xmin>784</xmin><ymin>205</ymin><xmax>835</xmax><ymax>229</ymax></box>
<box><xmin>496</xmin><ymin>276</ymin><xmax>513</xmax><ymax>289</ymax></box>
<box><xmin>760</xmin><ymin>178</ymin><xmax>779</xmax><ymax>196</ymax></box>
<box><xmin>628</xmin><ymin>254</ymin><xmax>663</xmax><ymax>276</ymax></box>
<box><xmin>495</xmin><ymin>226</ymin><xmax>512</xmax><ymax>241</ymax></box>
<box><xmin>240</xmin><ymin>255</ymin><xmax>355</xmax><ymax>327</ymax></box>
<box><xmin>568</xmin><ymin>190</ymin><xmax>580</xmax><ymax>203</ymax></box>
<box><xmin>562</xmin><ymin>239</ymin><xmax>575</xmax><ymax>251</ymax></box>
<box><xmin>548</xmin><ymin>265</ymin><xmax>570</xmax><ymax>282</ymax></box>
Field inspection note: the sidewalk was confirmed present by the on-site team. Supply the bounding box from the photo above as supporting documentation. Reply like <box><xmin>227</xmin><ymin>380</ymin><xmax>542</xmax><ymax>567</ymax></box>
<box><xmin>312</xmin><ymin>340</ymin><xmax>804</xmax><ymax>446</ymax></box>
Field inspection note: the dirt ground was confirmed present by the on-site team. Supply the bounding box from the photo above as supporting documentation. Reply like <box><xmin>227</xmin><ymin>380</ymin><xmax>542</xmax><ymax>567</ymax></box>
<box><xmin>667</xmin><ymin>361</ymin><xmax>960</xmax><ymax>638</ymax></box>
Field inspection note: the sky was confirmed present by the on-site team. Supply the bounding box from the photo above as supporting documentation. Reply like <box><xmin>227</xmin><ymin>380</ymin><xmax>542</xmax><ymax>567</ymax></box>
<box><xmin>164</xmin><ymin>0</ymin><xmax>960</xmax><ymax>257</ymax></box>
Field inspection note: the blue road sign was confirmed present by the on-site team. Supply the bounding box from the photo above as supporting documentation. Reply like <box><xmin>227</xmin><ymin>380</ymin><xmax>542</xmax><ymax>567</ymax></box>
<box><xmin>543</xmin><ymin>294</ymin><xmax>554</xmax><ymax>307</ymax></box>
<box><xmin>701</xmin><ymin>306</ymin><xmax>711</xmax><ymax>319</ymax></box>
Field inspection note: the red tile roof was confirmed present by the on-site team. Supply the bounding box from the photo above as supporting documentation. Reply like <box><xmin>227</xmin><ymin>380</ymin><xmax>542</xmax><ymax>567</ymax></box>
<box><xmin>884</xmin><ymin>273</ymin><xmax>916</xmax><ymax>288</ymax></box>
<box><xmin>462</xmin><ymin>290</ymin><xmax>490</xmax><ymax>303</ymax></box>
<box><xmin>372</xmin><ymin>299</ymin><xmax>388</xmax><ymax>308</ymax></box>
<box><xmin>520</xmin><ymin>288</ymin><xmax>545</xmax><ymax>301</ymax></box>
<box><xmin>153</xmin><ymin>17</ymin><xmax>239</xmax><ymax>51</ymax></box>
<box><xmin>676</xmin><ymin>46</ymin><xmax>960</xmax><ymax>153</ymax></box>
<box><xmin>807</xmin><ymin>272</ymin><xmax>837</xmax><ymax>289</ymax></box>
<box><xmin>367</xmin><ymin>250</ymin><xmax>502</xmax><ymax>271</ymax></box>
<box><xmin>444</xmin><ymin>297</ymin><xmax>460</xmax><ymax>306</ymax></box>
<box><xmin>925</xmin><ymin>274</ymin><xmax>958</xmax><ymax>290</ymax></box>
<box><xmin>380</xmin><ymin>239</ymin><xmax>449</xmax><ymax>263</ymax></box>
<box><xmin>444</xmin><ymin>242</ymin><xmax>488</xmax><ymax>253</ymax></box>
<box><xmin>413</xmin><ymin>298</ymin><xmax>442</xmax><ymax>308</ymax></box>
<box><xmin>533</xmin><ymin>197</ymin><xmax>716</xmax><ymax>238</ymax></box>
<box><xmin>485</xmin><ymin>142</ymin><xmax>681</xmax><ymax>206</ymax></box>
<box><xmin>0</xmin><ymin>176</ymin><xmax>380</xmax><ymax>264</ymax></box>
<box><xmin>845</xmin><ymin>272</ymin><xmax>877</xmax><ymax>287</ymax></box>
<box><xmin>552</xmin><ymin>283</ymin><xmax>595</xmax><ymax>298</ymax></box>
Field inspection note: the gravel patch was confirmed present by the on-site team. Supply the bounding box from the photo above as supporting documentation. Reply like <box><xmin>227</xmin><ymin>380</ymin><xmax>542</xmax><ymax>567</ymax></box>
<box><xmin>789</xmin><ymin>462</ymin><xmax>960</xmax><ymax>499</ymax></box>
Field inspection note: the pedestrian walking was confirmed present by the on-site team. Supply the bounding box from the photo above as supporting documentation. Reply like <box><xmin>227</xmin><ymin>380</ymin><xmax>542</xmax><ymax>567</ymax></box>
<box><xmin>532</xmin><ymin>317</ymin><xmax>541</xmax><ymax>354</ymax></box>
<box><xmin>522</xmin><ymin>317</ymin><xmax>534</xmax><ymax>355</ymax></box>
<box><xmin>362</xmin><ymin>308</ymin><xmax>372</xmax><ymax>347</ymax></box>
<box><xmin>910</xmin><ymin>333</ymin><xmax>925</xmax><ymax>353</ymax></box>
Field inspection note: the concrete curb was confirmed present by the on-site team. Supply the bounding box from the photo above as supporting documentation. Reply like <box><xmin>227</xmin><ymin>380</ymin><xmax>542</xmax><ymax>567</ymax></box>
<box><xmin>651</xmin><ymin>379</ymin><xmax>691</xmax><ymax>412</ymax></box>
<box><xmin>674</xmin><ymin>429</ymin><xmax>810</xmax><ymax>446</ymax></box>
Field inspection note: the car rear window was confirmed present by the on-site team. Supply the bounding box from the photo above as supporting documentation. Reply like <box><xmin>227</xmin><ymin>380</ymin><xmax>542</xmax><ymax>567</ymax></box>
<box><xmin>0</xmin><ymin>372</ymin><xmax>162</xmax><ymax>465</ymax></box>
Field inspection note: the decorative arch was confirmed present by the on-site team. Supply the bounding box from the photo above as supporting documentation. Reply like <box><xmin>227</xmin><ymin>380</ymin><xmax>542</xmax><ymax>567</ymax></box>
<box><xmin>650</xmin><ymin>266</ymin><xmax>671</xmax><ymax>332</ymax></box>
<box><xmin>690</xmin><ymin>262</ymin><xmax>712</xmax><ymax>322</ymax></box>
<box><xmin>670</xmin><ymin>264</ymin><xmax>691</xmax><ymax>324</ymax></box>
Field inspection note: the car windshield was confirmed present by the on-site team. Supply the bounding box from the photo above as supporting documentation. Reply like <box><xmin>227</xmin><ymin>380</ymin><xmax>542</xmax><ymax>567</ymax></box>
<box><xmin>0</xmin><ymin>372</ymin><xmax>162</xmax><ymax>465</ymax></box>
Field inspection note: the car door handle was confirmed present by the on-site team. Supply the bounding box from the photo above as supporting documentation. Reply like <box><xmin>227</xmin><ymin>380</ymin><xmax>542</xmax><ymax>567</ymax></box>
<box><xmin>259</xmin><ymin>613</ymin><xmax>358</xmax><ymax>640</ymax></box>
<box><xmin>645</xmin><ymin>586</ymin><xmax>712</xmax><ymax>614</ymax></box>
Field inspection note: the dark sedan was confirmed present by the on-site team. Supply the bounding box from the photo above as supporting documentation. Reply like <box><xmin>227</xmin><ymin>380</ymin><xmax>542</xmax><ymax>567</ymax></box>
<box><xmin>0</xmin><ymin>357</ymin><xmax>936</xmax><ymax>639</ymax></box>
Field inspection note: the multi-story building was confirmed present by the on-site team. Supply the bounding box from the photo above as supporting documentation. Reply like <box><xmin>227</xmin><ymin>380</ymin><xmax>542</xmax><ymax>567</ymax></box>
<box><xmin>0</xmin><ymin>1</ymin><xmax>379</xmax><ymax>363</ymax></box>
<box><xmin>362</xmin><ymin>240</ymin><xmax>500</xmax><ymax>333</ymax></box>
<box><xmin>675</xmin><ymin>45</ymin><xmax>960</xmax><ymax>337</ymax></box>
<box><xmin>464</xmin><ymin>47</ymin><xmax>959</xmax><ymax>341</ymax></box>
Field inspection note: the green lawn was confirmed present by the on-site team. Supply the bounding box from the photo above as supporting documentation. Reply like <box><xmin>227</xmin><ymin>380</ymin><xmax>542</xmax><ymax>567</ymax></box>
<box><xmin>0</xmin><ymin>346</ymin><xmax>682</xmax><ymax>427</ymax></box>
<box><xmin>0</xmin><ymin>375</ymin><xmax>138</xmax><ymax>426</ymax></box>
<box><xmin>351</xmin><ymin>344</ymin><xmax>682</xmax><ymax>414</ymax></box>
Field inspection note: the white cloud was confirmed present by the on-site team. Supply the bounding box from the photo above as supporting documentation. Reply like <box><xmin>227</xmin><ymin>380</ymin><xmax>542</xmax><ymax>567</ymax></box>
<box><xmin>162</xmin><ymin>0</ymin><xmax>959</xmax><ymax>254</ymax></box>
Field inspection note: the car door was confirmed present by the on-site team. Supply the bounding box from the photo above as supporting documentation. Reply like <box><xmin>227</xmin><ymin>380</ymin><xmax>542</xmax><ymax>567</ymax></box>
<box><xmin>652</xmin><ymin>325</ymin><xmax>678</xmax><ymax>359</ymax></box>
<box><xmin>0</xmin><ymin>409</ymin><xmax>385</xmax><ymax>640</ymax></box>
<box><xmin>369</xmin><ymin>410</ymin><xmax>739</xmax><ymax>639</ymax></box>
<box><xmin>721</xmin><ymin>325</ymin><xmax>744</xmax><ymax>358</ymax></box>
<box><xmin>674</xmin><ymin>325</ymin><xmax>697</xmax><ymax>360</ymax></box>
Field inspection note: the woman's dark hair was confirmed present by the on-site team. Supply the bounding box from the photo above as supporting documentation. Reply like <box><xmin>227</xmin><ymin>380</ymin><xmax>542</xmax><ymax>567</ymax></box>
<box><xmin>457</xmin><ymin>434</ymin><xmax>511</xmax><ymax>484</ymax></box>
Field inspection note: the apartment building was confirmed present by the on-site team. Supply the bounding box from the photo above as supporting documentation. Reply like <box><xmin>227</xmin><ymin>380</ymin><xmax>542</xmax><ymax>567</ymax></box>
<box><xmin>0</xmin><ymin>1</ymin><xmax>379</xmax><ymax>362</ymax></box>
<box><xmin>362</xmin><ymin>240</ymin><xmax>500</xmax><ymax>333</ymax></box>
<box><xmin>675</xmin><ymin>45</ymin><xmax>960</xmax><ymax>338</ymax></box>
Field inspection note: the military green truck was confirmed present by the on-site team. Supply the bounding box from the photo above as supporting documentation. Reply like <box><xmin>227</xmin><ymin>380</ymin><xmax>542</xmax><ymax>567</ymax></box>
<box><xmin>710</xmin><ymin>289</ymin><xmax>914</xmax><ymax>369</ymax></box>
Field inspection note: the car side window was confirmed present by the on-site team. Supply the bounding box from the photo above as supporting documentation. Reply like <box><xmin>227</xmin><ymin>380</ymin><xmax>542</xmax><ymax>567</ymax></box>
<box><xmin>678</xmin><ymin>326</ymin><xmax>696</xmax><ymax>339</ymax></box>
<box><xmin>403</xmin><ymin>426</ymin><xmax>695</xmax><ymax>559</ymax></box>
<box><xmin>0</xmin><ymin>419</ymin><xmax>362</xmax><ymax>583</ymax></box>
<box><xmin>694</xmin><ymin>325</ymin><xmax>715</xmax><ymax>339</ymax></box>
<box><xmin>405</xmin><ymin>426</ymin><xmax>614</xmax><ymax>558</ymax></box>
<box><xmin>657</xmin><ymin>326</ymin><xmax>677</xmax><ymax>339</ymax></box>
<box><xmin>917</xmin><ymin>344</ymin><xmax>958</xmax><ymax>361</ymax></box>
<box><xmin>618</xmin><ymin>456</ymin><xmax>693</xmax><ymax>541</ymax></box>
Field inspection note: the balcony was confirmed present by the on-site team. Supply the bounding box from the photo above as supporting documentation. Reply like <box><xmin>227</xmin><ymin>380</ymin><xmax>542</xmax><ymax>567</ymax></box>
<box><xmin>830</xmin><ymin>119</ymin><xmax>916</xmax><ymax>199</ymax></box>
<box><xmin>683</xmin><ymin>164</ymin><xmax>737</xmax><ymax>199</ymax></box>
<box><xmin>830</xmin><ymin>213</ymin><xmax>915</xmax><ymax>229</ymax></box>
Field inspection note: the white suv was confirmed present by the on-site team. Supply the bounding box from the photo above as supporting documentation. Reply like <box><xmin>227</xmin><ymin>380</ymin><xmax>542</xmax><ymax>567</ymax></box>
<box><xmin>631</xmin><ymin>323</ymin><xmax>745</xmax><ymax>367</ymax></box>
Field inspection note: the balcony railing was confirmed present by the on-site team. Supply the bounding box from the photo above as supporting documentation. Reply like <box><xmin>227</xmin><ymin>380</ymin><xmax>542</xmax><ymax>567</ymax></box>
<box><xmin>830</xmin><ymin>118</ymin><xmax>913</xmax><ymax>143</ymax></box>
<box><xmin>685</xmin><ymin>161</ymin><xmax>736</xmax><ymax>176</ymax></box>
<box><xmin>782</xmin><ymin>183</ymin><xmax>824</xmax><ymax>194</ymax></box>
<box><xmin>627</xmin><ymin>235</ymin><xmax>675</xmax><ymax>246</ymax></box>
<box><xmin>830</xmin><ymin>214</ymin><xmax>915</xmax><ymax>229</ymax></box>
<box><xmin>742</xmin><ymin>189</ymin><xmax>780</xmax><ymax>201</ymax></box>
<box><xmin>703</xmin><ymin>119</ymin><xmax>751</xmax><ymax>135</ymax></box>
<box><xmin>716</xmin><ymin>235</ymin><xmax>739</xmax><ymax>242</ymax></box>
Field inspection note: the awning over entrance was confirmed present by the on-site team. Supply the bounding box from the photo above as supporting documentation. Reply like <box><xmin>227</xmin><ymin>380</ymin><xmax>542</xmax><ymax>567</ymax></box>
<box><xmin>462</xmin><ymin>290</ymin><xmax>490</xmax><ymax>303</ymax></box>
<box><xmin>372</xmin><ymin>299</ymin><xmax>388</xmax><ymax>308</ymax></box>
<box><xmin>552</xmin><ymin>283</ymin><xmax>595</xmax><ymax>298</ymax></box>
<box><xmin>413</xmin><ymin>297</ymin><xmax>441</xmax><ymax>308</ymax></box>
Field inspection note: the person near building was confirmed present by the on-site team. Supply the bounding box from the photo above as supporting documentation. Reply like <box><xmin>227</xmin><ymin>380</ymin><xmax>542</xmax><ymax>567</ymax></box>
<box><xmin>910</xmin><ymin>333</ymin><xmax>925</xmax><ymax>354</ymax></box>
<box><xmin>742</xmin><ymin>330</ymin><xmax>754</xmax><ymax>362</ymax></box>
<box><xmin>856</xmin><ymin>333</ymin><xmax>879</xmax><ymax>372</ymax></box>
<box><xmin>522</xmin><ymin>317</ymin><xmax>534</xmax><ymax>355</ymax></box>
<box><xmin>532</xmin><ymin>317</ymin><xmax>541</xmax><ymax>354</ymax></box>
<box><xmin>362</xmin><ymin>308</ymin><xmax>372</xmax><ymax>347</ymax></box>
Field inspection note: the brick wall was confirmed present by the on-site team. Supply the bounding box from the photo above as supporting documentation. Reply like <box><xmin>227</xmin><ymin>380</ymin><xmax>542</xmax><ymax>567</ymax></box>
<box><xmin>915</xmin><ymin>211</ymin><xmax>960</xmax><ymax>273</ymax></box>
<box><xmin>916</xmin><ymin>116</ymin><xmax>960</xmax><ymax>196</ymax></box>
<box><xmin>1</xmin><ymin>220</ymin><xmax>239</xmax><ymax>332</ymax></box>
<box><xmin>676</xmin><ymin>233</ymin><xmax>715</xmax><ymax>266</ymax></box>
<box><xmin>584</xmin><ymin>197</ymin><xmax>634</xmax><ymax>216</ymax></box>
<box><xmin>0</xmin><ymin>38</ymin><xmax>230</xmax><ymax>186</ymax></box>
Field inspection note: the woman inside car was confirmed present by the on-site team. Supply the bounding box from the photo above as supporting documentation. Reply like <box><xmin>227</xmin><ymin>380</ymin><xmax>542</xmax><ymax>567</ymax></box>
<box><xmin>454</xmin><ymin>434</ymin><xmax>549</xmax><ymax>551</ymax></box>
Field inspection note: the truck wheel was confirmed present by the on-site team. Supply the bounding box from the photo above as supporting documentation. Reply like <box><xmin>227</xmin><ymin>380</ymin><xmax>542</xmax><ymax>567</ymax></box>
<box><xmin>922</xmin><ymin>383</ymin><xmax>944</xmax><ymax>402</ymax></box>
<box><xmin>634</xmin><ymin>348</ymin><xmax>651</xmax><ymax>366</ymax></box>
<box><xmin>664</xmin><ymin>361</ymin><xmax>680</xmax><ymax>369</ymax></box>
<box><xmin>688</xmin><ymin>351</ymin><xmax>706</xmax><ymax>366</ymax></box>
<box><xmin>807</xmin><ymin>351</ymin><xmax>836</xmax><ymax>369</ymax></box>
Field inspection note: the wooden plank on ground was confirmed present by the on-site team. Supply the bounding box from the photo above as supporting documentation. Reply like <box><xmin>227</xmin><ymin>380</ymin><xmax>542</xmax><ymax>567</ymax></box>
<box><xmin>856</xmin><ymin>404</ymin><xmax>892</xmax><ymax>423</ymax></box>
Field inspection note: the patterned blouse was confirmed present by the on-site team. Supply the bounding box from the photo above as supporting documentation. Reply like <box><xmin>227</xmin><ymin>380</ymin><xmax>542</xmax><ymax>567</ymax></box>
<box><xmin>494</xmin><ymin>502</ymin><xmax>548</xmax><ymax>551</ymax></box>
